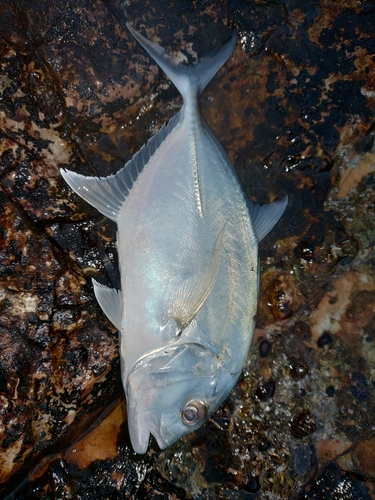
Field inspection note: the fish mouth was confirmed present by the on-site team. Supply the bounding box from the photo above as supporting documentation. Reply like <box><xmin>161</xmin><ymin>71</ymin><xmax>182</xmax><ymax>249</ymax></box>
<box><xmin>129</xmin><ymin>427</ymin><xmax>150</xmax><ymax>455</ymax></box>
<box><xmin>127</xmin><ymin>404</ymin><xmax>151</xmax><ymax>454</ymax></box>
<box><xmin>127</xmin><ymin>406</ymin><xmax>177</xmax><ymax>453</ymax></box>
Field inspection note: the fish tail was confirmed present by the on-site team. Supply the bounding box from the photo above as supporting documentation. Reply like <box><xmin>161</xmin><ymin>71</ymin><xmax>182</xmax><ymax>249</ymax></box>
<box><xmin>126</xmin><ymin>23</ymin><xmax>237</xmax><ymax>100</ymax></box>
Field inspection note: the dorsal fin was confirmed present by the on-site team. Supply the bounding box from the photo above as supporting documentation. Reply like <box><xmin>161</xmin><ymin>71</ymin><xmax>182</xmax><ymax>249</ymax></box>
<box><xmin>61</xmin><ymin>111</ymin><xmax>180</xmax><ymax>222</ymax></box>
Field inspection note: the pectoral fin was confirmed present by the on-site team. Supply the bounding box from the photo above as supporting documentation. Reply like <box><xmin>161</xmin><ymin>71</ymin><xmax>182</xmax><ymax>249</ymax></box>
<box><xmin>92</xmin><ymin>279</ymin><xmax>123</xmax><ymax>331</ymax></box>
<box><xmin>163</xmin><ymin>222</ymin><xmax>227</xmax><ymax>330</ymax></box>
<box><xmin>247</xmin><ymin>195</ymin><xmax>288</xmax><ymax>242</ymax></box>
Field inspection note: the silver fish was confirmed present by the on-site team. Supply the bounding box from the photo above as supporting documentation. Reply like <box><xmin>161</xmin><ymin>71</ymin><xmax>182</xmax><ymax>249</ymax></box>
<box><xmin>61</xmin><ymin>23</ymin><xmax>288</xmax><ymax>454</ymax></box>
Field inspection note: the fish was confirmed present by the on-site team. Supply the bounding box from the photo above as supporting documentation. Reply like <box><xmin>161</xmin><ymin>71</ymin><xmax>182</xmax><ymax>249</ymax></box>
<box><xmin>61</xmin><ymin>23</ymin><xmax>288</xmax><ymax>454</ymax></box>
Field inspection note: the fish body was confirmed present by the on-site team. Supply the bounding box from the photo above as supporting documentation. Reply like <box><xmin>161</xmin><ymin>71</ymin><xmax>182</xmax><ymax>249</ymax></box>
<box><xmin>61</xmin><ymin>24</ymin><xmax>287</xmax><ymax>454</ymax></box>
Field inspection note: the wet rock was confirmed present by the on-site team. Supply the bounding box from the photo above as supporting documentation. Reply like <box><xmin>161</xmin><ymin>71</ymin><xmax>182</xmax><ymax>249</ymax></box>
<box><xmin>259</xmin><ymin>339</ymin><xmax>272</xmax><ymax>358</ymax></box>
<box><xmin>291</xmin><ymin>411</ymin><xmax>316</xmax><ymax>439</ymax></box>
<box><xmin>350</xmin><ymin>372</ymin><xmax>370</xmax><ymax>402</ymax></box>
<box><xmin>317</xmin><ymin>331</ymin><xmax>333</xmax><ymax>348</ymax></box>
<box><xmin>256</xmin><ymin>378</ymin><xmax>276</xmax><ymax>402</ymax></box>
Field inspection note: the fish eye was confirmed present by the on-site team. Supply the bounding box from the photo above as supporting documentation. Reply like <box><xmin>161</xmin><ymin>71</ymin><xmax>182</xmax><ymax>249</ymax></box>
<box><xmin>181</xmin><ymin>401</ymin><xmax>207</xmax><ymax>425</ymax></box>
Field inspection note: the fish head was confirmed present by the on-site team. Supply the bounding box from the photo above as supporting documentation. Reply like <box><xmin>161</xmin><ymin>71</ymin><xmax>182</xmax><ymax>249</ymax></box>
<box><xmin>125</xmin><ymin>342</ymin><xmax>236</xmax><ymax>454</ymax></box>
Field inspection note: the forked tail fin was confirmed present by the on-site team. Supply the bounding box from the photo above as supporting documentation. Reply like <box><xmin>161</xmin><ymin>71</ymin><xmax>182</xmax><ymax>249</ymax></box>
<box><xmin>127</xmin><ymin>23</ymin><xmax>237</xmax><ymax>100</ymax></box>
